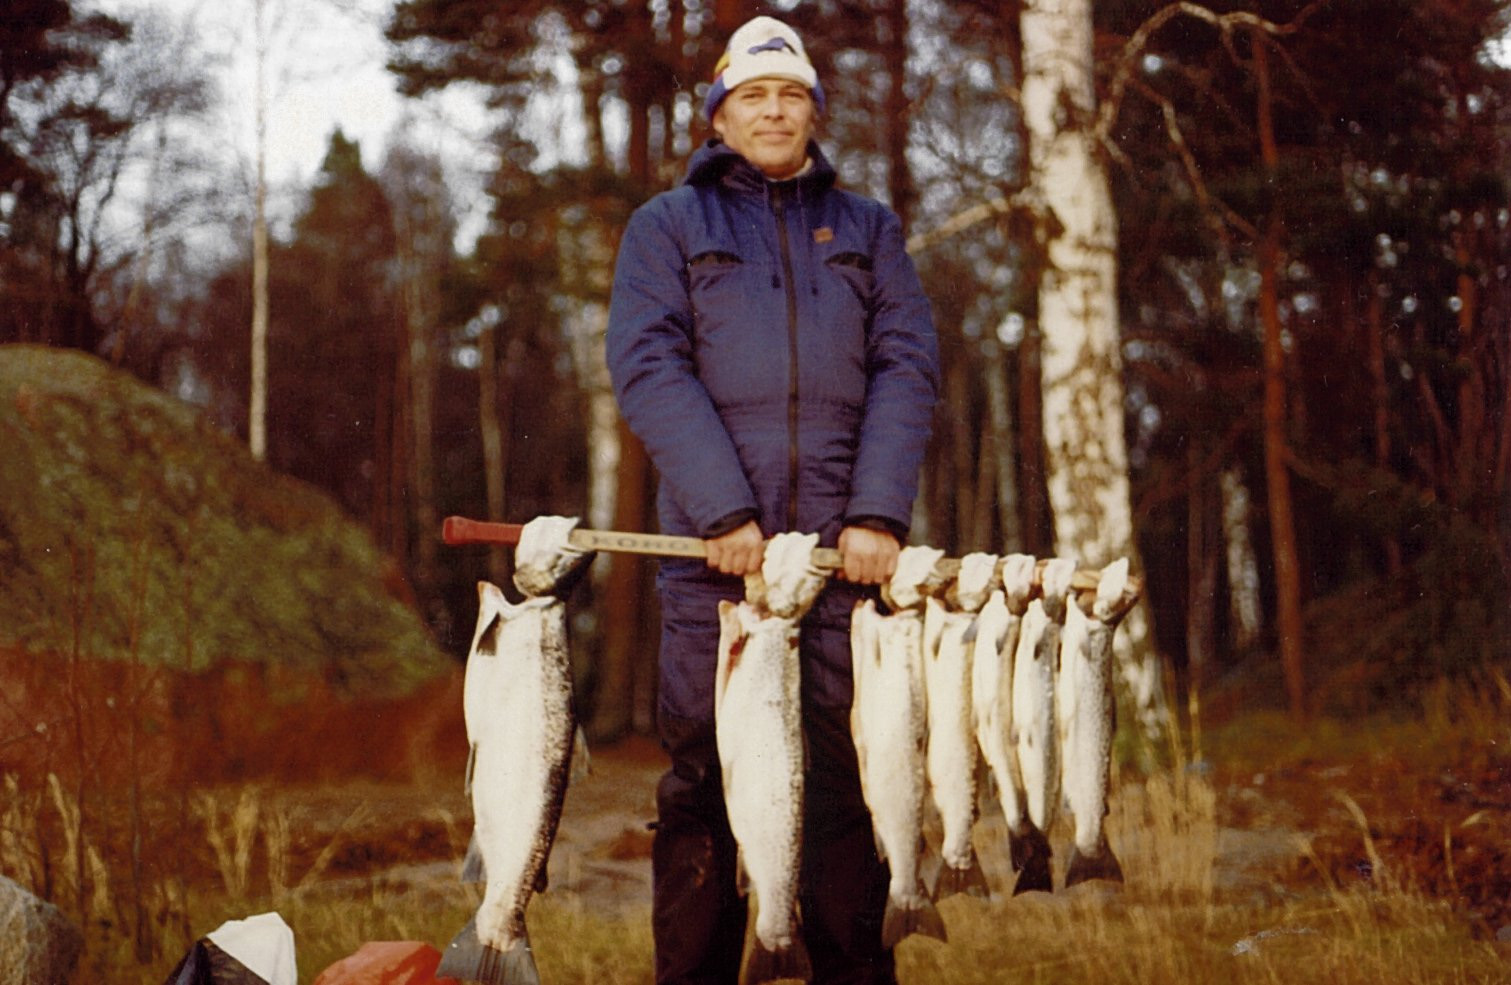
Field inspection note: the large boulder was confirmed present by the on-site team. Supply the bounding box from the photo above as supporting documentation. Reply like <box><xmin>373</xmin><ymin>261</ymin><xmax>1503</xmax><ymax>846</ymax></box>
<box><xmin>0</xmin><ymin>344</ymin><xmax>447</xmax><ymax>696</ymax></box>
<box><xmin>0</xmin><ymin>875</ymin><xmax>82</xmax><ymax>985</ymax></box>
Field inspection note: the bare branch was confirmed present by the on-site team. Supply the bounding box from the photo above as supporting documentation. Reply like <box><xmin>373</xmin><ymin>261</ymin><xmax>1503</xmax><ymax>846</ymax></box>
<box><xmin>1095</xmin><ymin>1</ymin><xmax>1320</xmax><ymax>145</ymax></box>
<box><xmin>1129</xmin><ymin>75</ymin><xmax>1257</xmax><ymax>243</ymax></box>
<box><xmin>904</xmin><ymin>190</ymin><xmax>1044</xmax><ymax>255</ymax></box>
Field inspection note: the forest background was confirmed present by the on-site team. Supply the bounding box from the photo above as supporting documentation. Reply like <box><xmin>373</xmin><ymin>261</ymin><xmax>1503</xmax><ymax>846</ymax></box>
<box><xmin>3</xmin><ymin>0</ymin><xmax>1509</xmax><ymax>748</ymax></box>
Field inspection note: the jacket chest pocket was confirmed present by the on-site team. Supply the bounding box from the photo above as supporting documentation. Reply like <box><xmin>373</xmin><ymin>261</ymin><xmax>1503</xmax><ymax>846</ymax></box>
<box><xmin>687</xmin><ymin>250</ymin><xmax>778</xmax><ymax>394</ymax></box>
<box><xmin>825</xmin><ymin>251</ymin><xmax>876</xmax><ymax>315</ymax></box>
<box><xmin>687</xmin><ymin>250</ymin><xmax>746</xmax><ymax>310</ymax></box>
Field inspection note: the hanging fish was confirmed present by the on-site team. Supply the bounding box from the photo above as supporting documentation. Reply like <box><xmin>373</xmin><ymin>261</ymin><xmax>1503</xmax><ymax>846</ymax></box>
<box><xmin>849</xmin><ymin>545</ymin><xmax>951</xmax><ymax>946</ymax></box>
<box><xmin>715</xmin><ymin>532</ymin><xmax>828</xmax><ymax>985</ymax></box>
<box><xmin>1011</xmin><ymin>556</ymin><xmax>1077</xmax><ymax>891</ymax></box>
<box><xmin>438</xmin><ymin>517</ymin><xmax>594</xmax><ymax>985</ymax></box>
<box><xmin>972</xmin><ymin>553</ymin><xmax>1054</xmax><ymax>894</ymax></box>
<box><xmin>1060</xmin><ymin>558</ymin><xmax>1130</xmax><ymax>887</ymax></box>
<box><xmin>922</xmin><ymin>552</ymin><xmax>997</xmax><ymax>899</ymax></box>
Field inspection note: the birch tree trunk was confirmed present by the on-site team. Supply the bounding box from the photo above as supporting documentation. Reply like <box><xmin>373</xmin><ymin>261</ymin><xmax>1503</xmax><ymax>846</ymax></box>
<box><xmin>248</xmin><ymin>0</ymin><xmax>269</xmax><ymax>461</ymax></box>
<box><xmin>1020</xmin><ymin>0</ymin><xmax>1167</xmax><ymax>749</ymax></box>
<box><xmin>1220</xmin><ymin>467</ymin><xmax>1262</xmax><ymax>653</ymax></box>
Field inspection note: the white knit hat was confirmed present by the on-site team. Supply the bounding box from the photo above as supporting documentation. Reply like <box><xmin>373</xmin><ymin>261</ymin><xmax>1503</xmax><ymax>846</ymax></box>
<box><xmin>704</xmin><ymin>16</ymin><xmax>826</xmax><ymax>119</ymax></box>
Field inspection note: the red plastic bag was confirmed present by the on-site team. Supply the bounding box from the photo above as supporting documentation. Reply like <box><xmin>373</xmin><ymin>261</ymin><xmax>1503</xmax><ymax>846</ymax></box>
<box><xmin>311</xmin><ymin>942</ymin><xmax>457</xmax><ymax>985</ymax></box>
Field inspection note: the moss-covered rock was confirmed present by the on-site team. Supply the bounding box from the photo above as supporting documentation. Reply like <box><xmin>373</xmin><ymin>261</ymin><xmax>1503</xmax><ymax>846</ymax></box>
<box><xmin>0</xmin><ymin>344</ymin><xmax>446</xmax><ymax>697</ymax></box>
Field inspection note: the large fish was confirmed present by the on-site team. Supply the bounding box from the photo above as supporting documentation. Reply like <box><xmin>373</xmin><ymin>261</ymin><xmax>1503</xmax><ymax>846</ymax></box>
<box><xmin>439</xmin><ymin>517</ymin><xmax>594</xmax><ymax>985</ymax></box>
<box><xmin>849</xmin><ymin>546</ymin><xmax>950</xmax><ymax>947</ymax></box>
<box><xmin>1060</xmin><ymin>558</ymin><xmax>1130</xmax><ymax>887</ymax></box>
<box><xmin>971</xmin><ymin>553</ymin><xmax>1054</xmax><ymax>894</ymax></box>
<box><xmin>922</xmin><ymin>552</ymin><xmax>997</xmax><ymax>899</ymax></box>
<box><xmin>1011</xmin><ymin>557</ymin><xmax>1077</xmax><ymax>875</ymax></box>
<box><xmin>715</xmin><ymin>532</ymin><xmax>828</xmax><ymax>985</ymax></box>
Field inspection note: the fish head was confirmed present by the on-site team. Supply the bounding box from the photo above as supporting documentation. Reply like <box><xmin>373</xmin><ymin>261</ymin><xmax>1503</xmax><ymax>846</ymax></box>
<box><xmin>758</xmin><ymin>531</ymin><xmax>828</xmax><ymax>619</ymax></box>
<box><xmin>1014</xmin><ymin>599</ymin><xmax>1050</xmax><ymax>661</ymax></box>
<box><xmin>1092</xmin><ymin>558</ymin><xmax>1133</xmax><ymax>624</ymax></box>
<box><xmin>1039</xmin><ymin>557</ymin><xmax>1078</xmax><ymax>621</ymax></box>
<box><xmin>969</xmin><ymin>589</ymin><xmax>1010</xmax><ymax>656</ymax></box>
<box><xmin>882</xmin><ymin>545</ymin><xmax>946</xmax><ymax>610</ymax></box>
<box><xmin>513</xmin><ymin>515</ymin><xmax>596</xmax><ymax>597</ymax></box>
<box><xmin>952</xmin><ymin>552</ymin><xmax>1000</xmax><ymax>612</ymax></box>
<box><xmin>1000</xmin><ymin>554</ymin><xmax>1037</xmax><ymax>614</ymax></box>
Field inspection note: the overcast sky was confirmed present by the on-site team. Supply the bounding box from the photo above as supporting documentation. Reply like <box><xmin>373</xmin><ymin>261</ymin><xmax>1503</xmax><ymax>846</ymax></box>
<box><xmin>96</xmin><ymin>0</ymin><xmax>496</xmax><ymax>240</ymax></box>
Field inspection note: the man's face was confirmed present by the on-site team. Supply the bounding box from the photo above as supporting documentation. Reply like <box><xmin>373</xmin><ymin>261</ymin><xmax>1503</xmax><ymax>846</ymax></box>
<box><xmin>712</xmin><ymin>78</ymin><xmax>816</xmax><ymax>181</ymax></box>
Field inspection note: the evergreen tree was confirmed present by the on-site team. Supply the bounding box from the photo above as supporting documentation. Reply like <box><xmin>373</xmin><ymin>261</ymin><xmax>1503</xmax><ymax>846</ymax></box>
<box><xmin>267</xmin><ymin>131</ymin><xmax>400</xmax><ymax>531</ymax></box>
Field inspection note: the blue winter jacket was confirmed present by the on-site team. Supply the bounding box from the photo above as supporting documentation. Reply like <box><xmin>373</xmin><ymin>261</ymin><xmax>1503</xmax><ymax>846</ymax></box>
<box><xmin>606</xmin><ymin>138</ymin><xmax>939</xmax><ymax>721</ymax></box>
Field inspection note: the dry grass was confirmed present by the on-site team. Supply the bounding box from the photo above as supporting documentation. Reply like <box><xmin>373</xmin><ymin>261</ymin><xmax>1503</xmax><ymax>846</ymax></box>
<box><xmin>894</xmin><ymin>889</ymin><xmax>1501</xmax><ymax>985</ymax></box>
<box><xmin>5</xmin><ymin>671</ymin><xmax>1509</xmax><ymax>983</ymax></box>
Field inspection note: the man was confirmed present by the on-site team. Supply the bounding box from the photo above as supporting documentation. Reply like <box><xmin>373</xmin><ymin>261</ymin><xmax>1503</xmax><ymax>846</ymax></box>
<box><xmin>606</xmin><ymin>15</ymin><xmax>939</xmax><ymax>984</ymax></box>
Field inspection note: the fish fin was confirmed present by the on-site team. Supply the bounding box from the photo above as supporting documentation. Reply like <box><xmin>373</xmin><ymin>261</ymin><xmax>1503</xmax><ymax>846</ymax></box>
<box><xmin>435</xmin><ymin>918</ymin><xmax>541</xmax><ymax>985</ymax></box>
<box><xmin>1065</xmin><ymin>836</ymin><xmax>1125</xmax><ymax>888</ymax></box>
<box><xmin>714</xmin><ymin>600</ymin><xmax>743</xmax><ymax>720</ymax></box>
<box><xmin>931</xmin><ymin>850</ymin><xmax>991</xmax><ymax>901</ymax></box>
<box><xmin>570</xmin><ymin>723</ymin><xmax>592</xmax><ymax>782</ymax></box>
<box><xmin>532</xmin><ymin>853</ymin><xmax>551</xmax><ymax>893</ymax></box>
<box><xmin>871</xmin><ymin>826</ymin><xmax>888</xmax><ymax>863</ymax></box>
<box><xmin>464</xmin><ymin>743</ymin><xmax>477</xmax><ymax>797</ymax></box>
<box><xmin>881</xmin><ymin>895</ymin><xmax>948</xmax><ymax>949</ymax></box>
<box><xmin>1009</xmin><ymin>825</ymin><xmax>1054</xmax><ymax>895</ymax></box>
<box><xmin>460</xmin><ymin>832</ymin><xmax>486</xmax><ymax>883</ymax></box>
<box><xmin>743</xmin><ymin>936</ymin><xmax>812</xmax><ymax>985</ymax></box>
<box><xmin>734</xmin><ymin>847</ymin><xmax>750</xmax><ymax>897</ymax></box>
<box><xmin>917</xmin><ymin>835</ymin><xmax>940</xmax><ymax>898</ymax></box>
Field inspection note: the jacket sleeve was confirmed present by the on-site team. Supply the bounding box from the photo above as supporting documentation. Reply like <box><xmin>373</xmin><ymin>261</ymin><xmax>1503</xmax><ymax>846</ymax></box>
<box><xmin>606</xmin><ymin>200</ymin><xmax>759</xmax><ymax>535</ymax></box>
<box><xmin>845</xmin><ymin>207</ymin><xmax>940</xmax><ymax>532</ymax></box>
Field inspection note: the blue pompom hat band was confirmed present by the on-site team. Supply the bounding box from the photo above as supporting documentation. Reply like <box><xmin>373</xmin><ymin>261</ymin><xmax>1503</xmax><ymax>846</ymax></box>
<box><xmin>704</xmin><ymin>16</ymin><xmax>826</xmax><ymax>119</ymax></box>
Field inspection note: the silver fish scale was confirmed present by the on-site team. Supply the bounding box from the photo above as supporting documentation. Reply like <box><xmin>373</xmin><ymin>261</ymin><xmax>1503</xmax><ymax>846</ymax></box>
<box><xmin>851</xmin><ymin>600</ymin><xmax>930</xmax><ymax>912</ymax></box>
<box><xmin>1061</xmin><ymin>560</ymin><xmax>1128</xmax><ymax>873</ymax></box>
<box><xmin>460</xmin><ymin>584</ymin><xmax>578</xmax><ymax>964</ymax></box>
<box><xmin>924</xmin><ymin>597</ymin><xmax>980</xmax><ymax>874</ymax></box>
<box><xmin>1012</xmin><ymin>598</ymin><xmax>1060</xmax><ymax>833</ymax></box>
<box><xmin>971</xmin><ymin>589</ymin><xmax>1026</xmax><ymax>836</ymax></box>
<box><xmin>717</xmin><ymin>601</ymin><xmax>807</xmax><ymax>954</ymax></box>
<box><xmin>1064</xmin><ymin>603</ymin><xmax>1115</xmax><ymax>856</ymax></box>
<box><xmin>1015</xmin><ymin>559</ymin><xmax>1077</xmax><ymax>834</ymax></box>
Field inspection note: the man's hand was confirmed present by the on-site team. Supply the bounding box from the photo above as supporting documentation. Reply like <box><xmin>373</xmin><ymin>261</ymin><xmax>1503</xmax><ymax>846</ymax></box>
<box><xmin>704</xmin><ymin>520</ymin><xmax>766</xmax><ymax>576</ymax></box>
<box><xmin>838</xmin><ymin>525</ymin><xmax>900</xmax><ymax>585</ymax></box>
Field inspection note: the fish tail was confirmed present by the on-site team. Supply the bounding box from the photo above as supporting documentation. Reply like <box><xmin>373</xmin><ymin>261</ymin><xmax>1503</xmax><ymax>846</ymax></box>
<box><xmin>570</xmin><ymin>723</ymin><xmax>591</xmax><ymax>781</ymax></box>
<box><xmin>743</xmin><ymin>936</ymin><xmax>812</xmax><ymax>985</ymax></box>
<box><xmin>1065</xmin><ymin>835</ymin><xmax>1125</xmax><ymax>888</ymax></box>
<box><xmin>435</xmin><ymin>918</ymin><xmax>541</xmax><ymax>985</ymax></box>
<box><xmin>881</xmin><ymin>895</ymin><xmax>948</xmax><ymax>948</ymax></box>
<box><xmin>1009</xmin><ymin>825</ymin><xmax>1054</xmax><ymax>895</ymax></box>
<box><xmin>930</xmin><ymin>849</ymin><xmax>991</xmax><ymax>901</ymax></box>
<box><xmin>460</xmin><ymin>832</ymin><xmax>486</xmax><ymax>883</ymax></box>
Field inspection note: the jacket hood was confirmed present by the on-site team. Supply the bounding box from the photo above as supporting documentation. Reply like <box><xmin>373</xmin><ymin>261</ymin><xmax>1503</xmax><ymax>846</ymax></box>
<box><xmin>684</xmin><ymin>138</ymin><xmax>838</xmax><ymax>194</ymax></box>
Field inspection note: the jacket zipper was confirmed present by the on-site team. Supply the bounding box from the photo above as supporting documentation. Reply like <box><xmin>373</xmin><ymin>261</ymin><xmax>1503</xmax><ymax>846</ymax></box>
<box><xmin>772</xmin><ymin>184</ymin><xmax>800</xmax><ymax>533</ymax></box>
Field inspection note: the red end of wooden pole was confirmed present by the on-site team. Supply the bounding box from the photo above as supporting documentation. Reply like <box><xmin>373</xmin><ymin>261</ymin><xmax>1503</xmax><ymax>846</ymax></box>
<box><xmin>441</xmin><ymin>516</ymin><xmax>525</xmax><ymax>546</ymax></box>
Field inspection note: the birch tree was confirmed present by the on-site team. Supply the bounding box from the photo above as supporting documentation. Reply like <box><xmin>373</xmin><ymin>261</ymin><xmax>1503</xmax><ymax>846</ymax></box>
<box><xmin>1020</xmin><ymin>0</ymin><xmax>1168</xmax><ymax>747</ymax></box>
<box><xmin>249</xmin><ymin>0</ymin><xmax>269</xmax><ymax>461</ymax></box>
